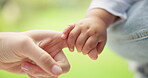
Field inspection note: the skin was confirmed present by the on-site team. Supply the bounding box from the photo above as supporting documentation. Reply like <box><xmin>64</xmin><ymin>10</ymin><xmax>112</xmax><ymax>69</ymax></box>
<box><xmin>0</xmin><ymin>30</ymin><xmax>70</xmax><ymax>78</ymax></box>
<box><xmin>61</xmin><ymin>8</ymin><xmax>117</xmax><ymax>60</ymax></box>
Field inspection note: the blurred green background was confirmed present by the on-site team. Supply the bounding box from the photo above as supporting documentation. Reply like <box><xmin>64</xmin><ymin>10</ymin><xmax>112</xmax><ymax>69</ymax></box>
<box><xmin>0</xmin><ymin>0</ymin><xmax>134</xmax><ymax>78</ymax></box>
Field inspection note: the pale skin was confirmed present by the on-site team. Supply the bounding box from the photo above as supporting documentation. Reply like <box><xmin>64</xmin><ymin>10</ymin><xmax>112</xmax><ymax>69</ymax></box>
<box><xmin>0</xmin><ymin>30</ymin><xmax>70</xmax><ymax>78</ymax></box>
<box><xmin>61</xmin><ymin>8</ymin><xmax>117</xmax><ymax>60</ymax></box>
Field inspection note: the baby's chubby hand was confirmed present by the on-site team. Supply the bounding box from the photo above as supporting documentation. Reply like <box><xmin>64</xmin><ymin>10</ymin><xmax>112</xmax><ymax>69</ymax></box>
<box><xmin>61</xmin><ymin>16</ymin><xmax>107</xmax><ymax>60</ymax></box>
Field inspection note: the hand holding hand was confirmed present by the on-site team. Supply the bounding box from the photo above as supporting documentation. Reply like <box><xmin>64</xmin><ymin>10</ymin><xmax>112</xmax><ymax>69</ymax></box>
<box><xmin>0</xmin><ymin>30</ymin><xmax>70</xmax><ymax>78</ymax></box>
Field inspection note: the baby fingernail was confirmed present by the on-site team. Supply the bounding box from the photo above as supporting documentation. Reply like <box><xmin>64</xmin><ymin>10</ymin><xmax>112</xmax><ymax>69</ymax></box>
<box><xmin>77</xmin><ymin>49</ymin><xmax>81</xmax><ymax>52</ymax></box>
<box><xmin>92</xmin><ymin>55</ymin><xmax>98</xmax><ymax>60</ymax></box>
<box><xmin>69</xmin><ymin>48</ymin><xmax>74</xmax><ymax>52</ymax></box>
<box><xmin>51</xmin><ymin>65</ymin><xmax>62</xmax><ymax>75</ymax></box>
<box><xmin>83</xmin><ymin>52</ymin><xmax>87</xmax><ymax>55</ymax></box>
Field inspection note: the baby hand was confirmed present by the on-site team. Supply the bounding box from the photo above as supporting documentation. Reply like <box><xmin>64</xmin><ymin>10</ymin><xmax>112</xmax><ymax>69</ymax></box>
<box><xmin>61</xmin><ymin>17</ymin><xmax>107</xmax><ymax>60</ymax></box>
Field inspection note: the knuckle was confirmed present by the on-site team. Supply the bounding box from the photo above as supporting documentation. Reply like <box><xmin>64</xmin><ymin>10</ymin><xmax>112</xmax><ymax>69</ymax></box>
<box><xmin>99</xmin><ymin>37</ymin><xmax>106</xmax><ymax>43</ymax></box>
<box><xmin>82</xmin><ymin>46</ymin><xmax>88</xmax><ymax>51</ymax></box>
<box><xmin>17</xmin><ymin>36</ymin><xmax>32</xmax><ymax>46</ymax></box>
<box><xmin>69</xmin><ymin>32</ymin><xmax>75</xmax><ymax>39</ymax></box>
<box><xmin>85</xmin><ymin>30</ymin><xmax>91</xmax><ymax>36</ymax></box>
<box><xmin>86</xmin><ymin>26</ymin><xmax>90</xmax><ymax>30</ymax></box>
<box><xmin>86</xmin><ymin>30</ymin><xmax>98</xmax><ymax>36</ymax></box>
<box><xmin>39</xmin><ymin>53</ymin><xmax>53</xmax><ymax>67</ymax></box>
<box><xmin>86</xmin><ymin>43</ymin><xmax>95</xmax><ymax>50</ymax></box>
<box><xmin>76</xmin><ymin>22</ymin><xmax>84</xmax><ymax>27</ymax></box>
<box><xmin>94</xmin><ymin>31</ymin><xmax>98</xmax><ymax>35</ymax></box>
<box><xmin>76</xmin><ymin>42</ymin><xmax>82</xmax><ymax>47</ymax></box>
<box><xmin>14</xmin><ymin>36</ymin><xmax>33</xmax><ymax>52</ymax></box>
<box><xmin>44</xmin><ymin>58</ymin><xmax>52</xmax><ymax>66</ymax></box>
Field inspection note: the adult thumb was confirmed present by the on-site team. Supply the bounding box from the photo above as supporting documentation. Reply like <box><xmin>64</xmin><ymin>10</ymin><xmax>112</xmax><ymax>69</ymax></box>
<box><xmin>23</xmin><ymin>41</ymin><xmax>62</xmax><ymax>76</ymax></box>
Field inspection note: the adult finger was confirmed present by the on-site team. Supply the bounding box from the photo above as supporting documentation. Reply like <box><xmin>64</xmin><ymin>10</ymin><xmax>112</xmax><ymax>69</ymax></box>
<box><xmin>23</xmin><ymin>30</ymin><xmax>62</xmax><ymax>42</ymax></box>
<box><xmin>28</xmin><ymin>73</ymin><xmax>57</xmax><ymax>78</ymax></box>
<box><xmin>28</xmin><ymin>74</ymin><xmax>58</xmax><ymax>78</ymax></box>
<box><xmin>21</xmin><ymin>61</ymin><xmax>52</xmax><ymax>77</ymax></box>
<box><xmin>0</xmin><ymin>62</ymin><xmax>25</xmax><ymax>74</ymax></box>
<box><xmin>43</xmin><ymin>39</ymin><xmax>67</xmax><ymax>57</ymax></box>
<box><xmin>28</xmin><ymin>74</ymin><xmax>36</xmax><ymax>78</ymax></box>
<box><xmin>54</xmin><ymin>51</ymin><xmax>70</xmax><ymax>74</ymax></box>
<box><xmin>23</xmin><ymin>41</ymin><xmax>62</xmax><ymax>76</ymax></box>
<box><xmin>39</xmin><ymin>37</ymin><xmax>67</xmax><ymax>57</ymax></box>
<box><xmin>38</xmin><ymin>34</ymin><xmax>67</xmax><ymax>50</ymax></box>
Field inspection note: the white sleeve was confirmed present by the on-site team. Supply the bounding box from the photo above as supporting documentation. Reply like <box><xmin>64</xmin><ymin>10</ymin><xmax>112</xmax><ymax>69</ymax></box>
<box><xmin>88</xmin><ymin>0</ymin><xmax>139</xmax><ymax>20</ymax></box>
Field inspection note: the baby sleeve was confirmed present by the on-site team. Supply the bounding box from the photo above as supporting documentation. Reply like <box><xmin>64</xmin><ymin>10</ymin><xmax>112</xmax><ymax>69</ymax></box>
<box><xmin>88</xmin><ymin>0</ymin><xmax>139</xmax><ymax>21</ymax></box>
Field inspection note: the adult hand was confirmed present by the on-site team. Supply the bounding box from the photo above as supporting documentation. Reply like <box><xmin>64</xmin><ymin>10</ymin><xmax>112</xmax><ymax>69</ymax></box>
<box><xmin>0</xmin><ymin>30</ymin><xmax>70</xmax><ymax>78</ymax></box>
<box><xmin>22</xmin><ymin>50</ymin><xmax>68</xmax><ymax>78</ymax></box>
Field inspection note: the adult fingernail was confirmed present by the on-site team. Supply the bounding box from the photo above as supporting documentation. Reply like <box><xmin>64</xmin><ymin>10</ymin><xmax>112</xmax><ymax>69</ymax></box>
<box><xmin>51</xmin><ymin>65</ymin><xmax>62</xmax><ymax>75</ymax></box>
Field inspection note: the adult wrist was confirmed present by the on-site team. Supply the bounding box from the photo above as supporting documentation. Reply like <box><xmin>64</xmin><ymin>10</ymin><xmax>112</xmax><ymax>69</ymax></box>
<box><xmin>0</xmin><ymin>34</ymin><xmax>4</xmax><ymax>70</ymax></box>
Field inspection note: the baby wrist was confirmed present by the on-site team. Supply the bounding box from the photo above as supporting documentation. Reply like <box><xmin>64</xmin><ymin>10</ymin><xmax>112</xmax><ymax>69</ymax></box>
<box><xmin>86</xmin><ymin>8</ymin><xmax>117</xmax><ymax>27</ymax></box>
